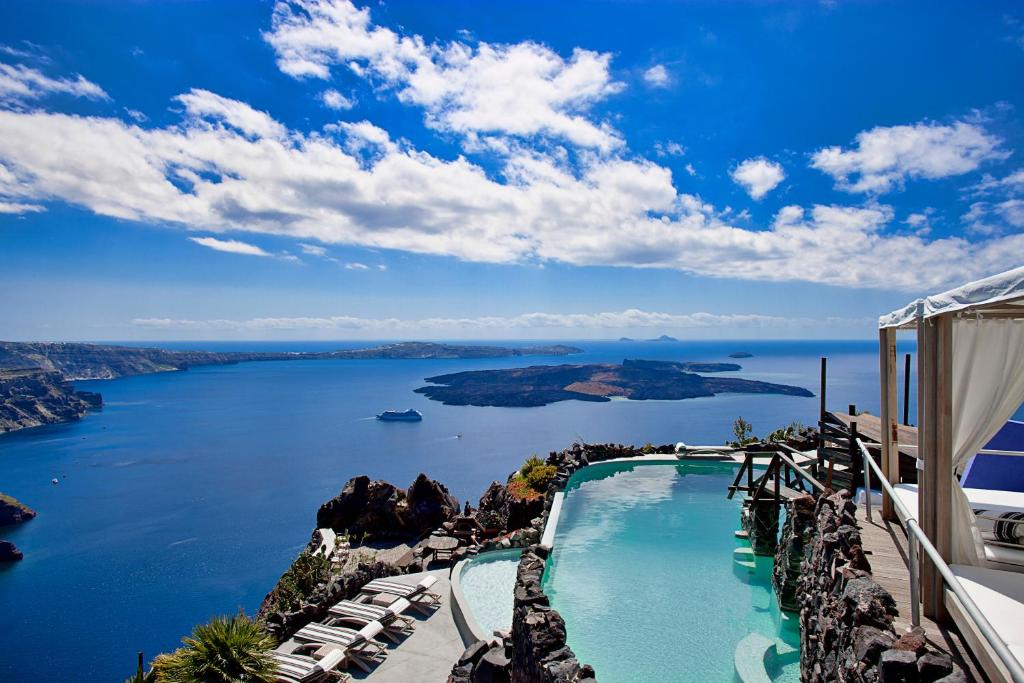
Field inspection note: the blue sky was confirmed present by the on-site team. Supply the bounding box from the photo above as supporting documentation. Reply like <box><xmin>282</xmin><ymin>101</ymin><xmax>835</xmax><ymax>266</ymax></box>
<box><xmin>0</xmin><ymin>0</ymin><xmax>1022</xmax><ymax>341</ymax></box>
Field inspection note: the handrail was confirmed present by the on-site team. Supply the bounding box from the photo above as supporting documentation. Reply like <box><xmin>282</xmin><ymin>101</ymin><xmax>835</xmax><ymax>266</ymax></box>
<box><xmin>857</xmin><ymin>438</ymin><xmax>1024</xmax><ymax>683</ymax></box>
<box><xmin>774</xmin><ymin>444</ymin><xmax>827</xmax><ymax>492</ymax></box>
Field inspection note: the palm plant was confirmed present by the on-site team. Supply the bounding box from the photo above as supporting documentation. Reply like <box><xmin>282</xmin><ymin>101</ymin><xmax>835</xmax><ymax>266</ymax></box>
<box><xmin>149</xmin><ymin>612</ymin><xmax>278</xmax><ymax>683</ymax></box>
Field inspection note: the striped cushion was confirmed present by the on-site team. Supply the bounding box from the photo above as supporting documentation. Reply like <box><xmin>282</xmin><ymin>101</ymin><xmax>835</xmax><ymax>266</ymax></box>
<box><xmin>294</xmin><ymin>622</ymin><xmax>362</xmax><ymax>648</ymax></box>
<box><xmin>329</xmin><ymin>600</ymin><xmax>388</xmax><ymax>622</ymax></box>
<box><xmin>361</xmin><ymin>579</ymin><xmax>420</xmax><ymax>596</ymax></box>
<box><xmin>973</xmin><ymin>509</ymin><xmax>1024</xmax><ymax>546</ymax></box>
<box><xmin>270</xmin><ymin>652</ymin><xmax>317</xmax><ymax>682</ymax></box>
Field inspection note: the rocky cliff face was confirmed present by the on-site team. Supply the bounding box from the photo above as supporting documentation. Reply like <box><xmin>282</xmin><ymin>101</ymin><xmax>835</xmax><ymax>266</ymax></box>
<box><xmin>316</xmin><ymin>473</ymin><xmax>460</xmax><ymax>541</ymax></box>
<box><xmin>0</xmin><ymin>369</ymin><xmax>101</xmax><ymax>433</ymax></box>
<box><xmin>0</xmin><ymin>494</ymin><xmax>37</xmax><ymax>526</ymax></box>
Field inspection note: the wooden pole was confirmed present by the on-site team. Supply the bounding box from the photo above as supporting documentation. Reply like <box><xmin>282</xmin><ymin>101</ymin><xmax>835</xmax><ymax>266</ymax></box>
<box><xmin>903</xmin><ymin>352</ymin><xmax>912</xmax><ymax>426</ymax></box>
<box><xmin>850</xmin><ymin>419</ymin><xmax>859</xmax><ymax>494</ymax></box>
<box><xmin>137</xmin><ymin>651</ymin><xmax>144</xmax><ymax>677</ymax></box>
<box><xmin>819</xmin><ymin>357</ymin><xmax>827</xmax><ymax>419</ymax></box>
<box><xmin>880</xmin><ymin>327</ymin><xmax>899</xmax><ymax>521</ymax></box>
<box><xmin>918</xmin><ymin>317</ymin><xmax>938</xmax><ymax>619</ymax></box>
<box><xmin>934</xmin><ymin>314</ymin><xmax>954</xmax><ymax>622</ymax></box>
<box><xmin>818</xmin><ymin>357</ymin><xmax>827</xmax><ymax>473</ymax></box>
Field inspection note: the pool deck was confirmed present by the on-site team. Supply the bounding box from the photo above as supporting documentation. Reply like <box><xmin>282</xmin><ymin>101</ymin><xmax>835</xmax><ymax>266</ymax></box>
<box><xmin>855</xmin><ymin>506</ymin><xmax>985</xmax><ymax>681</ymax></box>
<box><xmin>278</xmin><ymin>568</ymin><xmax>466</xmax><ymax>682</ymax></box>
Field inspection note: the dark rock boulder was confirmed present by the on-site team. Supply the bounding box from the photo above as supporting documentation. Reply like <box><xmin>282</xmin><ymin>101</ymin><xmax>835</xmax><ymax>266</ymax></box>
<box><xmin>317</xmin><ymin>474</ymin><xmax>457</xmax><ymax>541</ymax></box>
<box><xmin>0</xmin><ymin>494</ymin><xmax>37</xmax><ymax>526</ymax></box>
<box><xmin>0</xmin><ymin>540</ymin><xmax>23</xmax><ymax>562</ymax></box>
<box><xmin>405</xmin><ymin>473</ymin><xmax>460</xmax><ymax>535</ymax></box>
<box><xmin>477</xmin><ymin>481</ymin><xmax>544</xmax><ymax>533</ymax></box>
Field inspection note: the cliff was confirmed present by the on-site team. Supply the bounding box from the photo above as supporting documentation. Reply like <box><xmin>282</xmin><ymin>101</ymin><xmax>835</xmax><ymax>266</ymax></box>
<box><xmin>0</xmin><ymin>369</ymin><xmax>102</xmax><ymax>433</ymax></box>
<box><xmin>0</xmin><ymin>493</ymin><xmax>37</xmax><ymax>526</ymax></box>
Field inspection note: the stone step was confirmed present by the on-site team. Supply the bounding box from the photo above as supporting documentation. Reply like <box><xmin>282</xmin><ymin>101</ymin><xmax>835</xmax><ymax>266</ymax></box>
<box><xmin>733</xmin><ymin>546</ymin><xmax>756</xmax><ymax>569</ymax></box>
<box><xmin>734</xmin><ymin>529</ymin><xmax>750</xmax><ymax>539</ymax></box>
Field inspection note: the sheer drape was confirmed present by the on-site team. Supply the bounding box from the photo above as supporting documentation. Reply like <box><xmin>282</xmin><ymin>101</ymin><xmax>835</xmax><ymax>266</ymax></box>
<box><xmin>951</xmin><ymin>318</ymin><xmax>1024</xmax><ymax>565</ymax></box>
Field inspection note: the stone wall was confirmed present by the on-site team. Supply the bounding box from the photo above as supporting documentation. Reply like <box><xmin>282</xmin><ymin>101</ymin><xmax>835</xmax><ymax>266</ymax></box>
<box><xmin>795</xmin><ymin>490</ymin><xmax>964</xmax><ymax>683</ymax></box>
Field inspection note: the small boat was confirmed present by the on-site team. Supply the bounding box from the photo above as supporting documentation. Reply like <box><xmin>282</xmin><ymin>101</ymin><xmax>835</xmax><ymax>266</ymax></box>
<box><xmin>376</xmin><ymin>409</ymin><xmax>423</xmax><ymax>422</ymax></box>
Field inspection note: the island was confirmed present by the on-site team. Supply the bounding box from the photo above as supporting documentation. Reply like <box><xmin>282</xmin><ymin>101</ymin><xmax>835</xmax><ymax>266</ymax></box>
<box><xmin>729</xmin><ymin>352</ymin><xmax>754</xmax><ymax>358</ymax></box>
<box><xmin>649</xmin><ymin>335</ymin><xmax>679</xmax><ymax>342</ymax></box>
<box><xmin>0</xmin><ymin>341</ymin><xmax>584</xmax><ymax>434</ymax></box>
<box><xmin>0</xmin><ymin>493</ymin><xmax>36</xmax><ymax>563</ymax></box>
<box><xmin>414</xmin><ymin>358</ymin><xmax>814</xmax><ymax>407</ymax></box>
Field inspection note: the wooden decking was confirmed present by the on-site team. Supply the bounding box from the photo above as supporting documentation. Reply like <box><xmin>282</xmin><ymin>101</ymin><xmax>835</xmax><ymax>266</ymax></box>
<box><xmin>856</xmin><ymin>506</ymin><xmax>986</xmax><ymax>681</ymax></box>
<box><xmin>833</xmin><ymin>411</ymin><xmax>918</xmax><ymax>454</ymax></box>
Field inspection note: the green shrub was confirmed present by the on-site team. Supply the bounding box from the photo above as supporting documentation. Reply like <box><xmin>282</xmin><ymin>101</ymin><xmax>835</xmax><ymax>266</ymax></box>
<box><xmin>519</xmin><ymin>455</ymin><xmax>546</xmax><ymax>478</ymax></box>
<box><xmin>264</xmin><ymin>550</ymin><xmax>329</xmax><ymax>615</ymax></box>
<box><xmin>524</xmin><ymin>463</ymin><xmax>557</xmax><ymax>492</ymax></box>
<box><xmin>640</xmin><ymin>442</ymin><xmax>656</xmax><ymax>454</ymax></box>
<box><xmin>727</xmin><ymin>416</ymin><xmax>759</xmax><ymax>447</ymax></box>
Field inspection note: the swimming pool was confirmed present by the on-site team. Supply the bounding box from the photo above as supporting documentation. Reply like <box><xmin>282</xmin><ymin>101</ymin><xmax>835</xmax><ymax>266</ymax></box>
<box><xmin>454</xmin><ymin>548</ymin><xmax>523</xmax><ymax>640</ymax></box>
<box><xmin>542</xmin><ymin>460</ymin><xmax>800</xmax><ymax>682</ymax></box>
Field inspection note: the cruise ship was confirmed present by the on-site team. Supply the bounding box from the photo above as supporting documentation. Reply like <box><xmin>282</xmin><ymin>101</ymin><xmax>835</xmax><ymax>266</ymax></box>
<box><xmin>376</xmin><ymin>409</ymin><xmax>423</xmax><ymax>422</ymax></box>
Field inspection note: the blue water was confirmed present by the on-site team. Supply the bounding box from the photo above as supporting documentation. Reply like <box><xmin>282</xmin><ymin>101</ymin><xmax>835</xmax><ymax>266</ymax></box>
<box><xmin>0</xmin><ymin>339</ymin><xmax>903</xmax><ymax>681</ymax></box>
<box><xmin>457</xmin><ymin>548</ymin><xmax>523</xmax><ymax>637</ymax></box>
<box><xmin>543</xmin><ymin>461</ymin><xmax>800</xmax><ymax>682</ymax></box>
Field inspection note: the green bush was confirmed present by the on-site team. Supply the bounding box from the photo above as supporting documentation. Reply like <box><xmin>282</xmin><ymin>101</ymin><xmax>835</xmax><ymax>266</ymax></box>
<box><xmin>727</xmin><ymin>416</ymin><xmax>760</xmax><ymax>447</ymax></box>
<box><xmin>519</xmin><ymin>455</ymin><xmax>546</xmax><ymax>478</ymax></box>
<box><xmin>265</xmin><ymin>550</ymin><xmax>329</xmax><ymax>615</ymax></box>
<box><xmin>524</xmin><ymin>464</ymin><xmax>557</xmax><ymax>491</ymax></box>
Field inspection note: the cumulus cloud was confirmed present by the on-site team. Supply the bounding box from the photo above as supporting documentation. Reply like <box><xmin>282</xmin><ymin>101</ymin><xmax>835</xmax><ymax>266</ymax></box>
<box><xmin>731</xmin><ymin>157</ymin><xmax>785</xmax><ymax>200</ymax></box>
<box><xmin>643</xmin><ymin>64</ymin><xmax>670</xmax><ymax>88</ymax></box>
<box><xmin>0</xmin><ymin>62</ymin><xmax>108</xmax><ymax>105</ymax></box>
<box><xmin>132</xmin><ymin>308</ymin><xmax>867</xmax><ymax>332</ymax></box>
<box><xmin>654</xmin><ymin>140</ymin><xmax>684</xmax><ymax>157</ymax></box>
<box><xmin>811</xmin><ymin>120</ymin><xmax>1008</xmax><ymax>193</ymax></box>
<box><xmin>264</xmin><ymin>0</ymin><xmax>624</xmax><ymax>150</ymax></box>
<box><xmin>299</xmin><ymin>242</ymin><xmax>328</xmax><ymax>256</ymax></box>
<box><xmin>0</xmin><ymin>88</ymin><xmax>1022</xmax><ymax>290</ymax></box>
<box><xmin>0</xmin><ymin>200</ymin><xmax>44</xmax><ymax>214</ymax></box>
<box><xmin>344</xmin><ymin>261</ymin><xmax>369</xmax><ymax>270</ymax></box>
<box><xmin>320</xmin><ymin>88</ymin><xmax>354</xmax><ymax>110</ymax></box>
<box><xmin>189</xmin><ymin>236</ymin><xmax>272</xmax><ymax>257</ymax></box>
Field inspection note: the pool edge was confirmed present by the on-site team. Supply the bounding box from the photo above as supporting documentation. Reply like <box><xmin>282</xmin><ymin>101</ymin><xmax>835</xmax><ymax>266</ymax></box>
<box><xmin>450</xmin><ymin>548</ymin><xmax>524</xmax><ymax>647</ymax></box>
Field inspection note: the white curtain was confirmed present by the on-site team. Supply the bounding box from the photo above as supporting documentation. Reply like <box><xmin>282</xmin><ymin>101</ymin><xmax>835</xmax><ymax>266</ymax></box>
<box><xmin>951</xmin><ymin>317</ymin><xmax>1024</xmax><ymax>565</ymax></box>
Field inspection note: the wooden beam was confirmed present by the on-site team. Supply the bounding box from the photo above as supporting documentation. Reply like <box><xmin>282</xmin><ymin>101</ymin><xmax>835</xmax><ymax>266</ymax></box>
<box><xmin>880</xmin><ymin>327</ymin><xmax>899</xmax><ymax>521</ymax></box>
<box><xmin>933</xmin><ymin>313</ymin><xmax>954</xmax><ymax>623</ymax></box>
<box><xmin>918</xmin><ymin>316</ymin><xmax>939</xmax><ymax>620</ymax></box>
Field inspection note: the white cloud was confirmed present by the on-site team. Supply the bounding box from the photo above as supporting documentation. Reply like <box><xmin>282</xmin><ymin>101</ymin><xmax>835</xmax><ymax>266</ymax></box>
<box><xmin>189</xmin><ymin>236</ymin><xmax>272</xmax><ymax>257</ymax></box>
<box><xmin>175</xmin><ymin>89</ymin><xmax>286</xmax><ymax>139</ymax></box>
<box><xmin>731</xmin><ymin>157</ymin><xmax>785</xmax><ymax>200</ymax></box>
<box><xmin>320</xmin><ymin>88</ymin><xmax>354</xmax><ymax>110</ymax></box>
<box><xmin>0</xmin><ymin>200</ymin><xmax>44</xmax><ymax>214</ymax></box>
<box><xmin>996</xmin><ymin>199</ymin><xmax>1024</xmax><ymax>228</ymax></box>
<box><xmin>0</xmin><ymin>62</ymin><xmax>108</xmax><ymax>104</ymax></box>
<box><xmin>0</xmin><ymin>90</ymin><xmax>1022</xmax><ymax>291</ymax></box>
<box><xmin>344</xmin><ymin>261</ymin><xmax>369</xmax><ymax>270</ymax></box>
<box><xmin>264</xmin><ymin>0</ymin><xmax>624</xmax><ymax>150</ymax></box>
<box><xmin>969</xmin><ymin>169</ymin><xmax>1024</xmax><ymax>196</ymax></box>
<box><xmin>654</xmin><ymin>141</ymin><xmax>684</xmax><ymax>157</ymax></box>
<box><xmin>811</xmin><ymin>120</ymin><xmax>1008</xmax><ymax>193</ymax></box>
<box><xmin>643</xmin><ymin>64</ymin><xmax>670</xmax><ymax>88</ymax></box>
<box><xmin>131</xmin><ymin>308</ymin><xmax>867</xmax><ymax>333</ymax></box>
<box><xmin>299</xmin><ymin>242</ymin><xmax>328</xmax><ymax>256</ymax></box>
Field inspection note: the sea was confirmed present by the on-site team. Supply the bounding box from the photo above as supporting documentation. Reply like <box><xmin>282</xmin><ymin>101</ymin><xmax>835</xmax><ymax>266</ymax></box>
<box><xmin>0</xmin><ymin>338</ymin><xmax>918</xmax><ymax>681</ymax></box>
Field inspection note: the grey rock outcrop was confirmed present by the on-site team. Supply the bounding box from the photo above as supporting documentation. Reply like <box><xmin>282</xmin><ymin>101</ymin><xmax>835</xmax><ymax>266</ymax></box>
<box><xmin>316</xmin><ymin>474</ymin><xmax>458</xmax><ymax>541</ymax></box>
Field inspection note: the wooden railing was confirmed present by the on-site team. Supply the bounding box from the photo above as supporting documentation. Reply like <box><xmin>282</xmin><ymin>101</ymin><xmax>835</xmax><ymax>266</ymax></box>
<box><xmin>728</xmin><ymin>444</ymin><xmax>827</xmax><ymax>505</ymax></box>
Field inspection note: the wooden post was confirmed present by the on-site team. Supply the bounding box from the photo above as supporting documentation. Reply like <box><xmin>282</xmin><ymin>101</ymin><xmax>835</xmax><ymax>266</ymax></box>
<box><xmin>880</xmin><ymin>327</ymin><xmax>899</xmax><ymax>521</ymax></box>
<box><xmin>919</xmin><ymin>314</ymin><xmax>952</xmax><ymax>622</ymax></box>
<box><xmin>818</xmin><ymin>357</ymin><xmax>827</xmax><ymax>473</ymax></box>
<box><xmin>137</xmin><ymin>651</ymin><xmax>144</xmax><ymax>677</ymax></box>
<box><xmin>850</xmin><ymin>419</ymin><xmax>859</xmax><ymax>494</ymax></box>
<box><xmin>820</xmin><ymin>357</ymin><xmax>827</xmax><ymax>419</ymax></box>
<box><xmin>903</xmin><ymin>352</ymin><xmax>912</xmax><ymax>426</ymax></box>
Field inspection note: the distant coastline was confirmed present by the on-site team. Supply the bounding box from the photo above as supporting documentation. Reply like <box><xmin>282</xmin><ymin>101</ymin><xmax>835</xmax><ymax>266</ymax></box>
<box><xmin>0</xmin><ymin>341</ymin><xmax>583</xmax><ymax>434</ymax></box>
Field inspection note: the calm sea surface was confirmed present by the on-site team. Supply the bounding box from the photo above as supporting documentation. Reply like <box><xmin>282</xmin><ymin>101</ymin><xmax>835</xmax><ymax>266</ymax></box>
<box><xmin>0</xmin><ymin>339</ymin><xmax>913</xmax><ymax>681</ymax></box>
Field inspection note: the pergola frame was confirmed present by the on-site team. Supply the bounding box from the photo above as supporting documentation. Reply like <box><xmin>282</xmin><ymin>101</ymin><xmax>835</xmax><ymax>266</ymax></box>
<box><xmin>878</xmin><ymin>267</ymin><xmax>1024</xmax><ymax>621</ymax></box>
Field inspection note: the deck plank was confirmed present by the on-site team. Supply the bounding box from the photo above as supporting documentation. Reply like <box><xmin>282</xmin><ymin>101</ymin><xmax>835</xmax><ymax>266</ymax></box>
<box><xmin>855</xmin><ymin>507</ymin><xmax>986</xmax><ymax>681</ymax></box>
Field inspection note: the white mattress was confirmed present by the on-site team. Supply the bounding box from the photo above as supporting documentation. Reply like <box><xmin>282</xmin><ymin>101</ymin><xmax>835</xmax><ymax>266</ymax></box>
<box><xmin>891</xmin><ymin>484</ymin><xmax>1024</xmax><ymax>571</ymax></box>
<box><xmin>949</xmin><ymin>564</ymin><xmax>1024</xmax><ymax>669</ymax></box>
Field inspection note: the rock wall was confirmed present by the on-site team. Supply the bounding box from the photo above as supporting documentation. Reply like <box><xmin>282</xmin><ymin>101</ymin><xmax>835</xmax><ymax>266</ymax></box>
<box><xmin>772</xmin><ymin>493</ymin><xmax>817</xmax><ymax>611</ymax></box>
<box><xmin>795</xmin><ymin>490</ymin><xmax>964</xmax><ymax>682</ymax></box>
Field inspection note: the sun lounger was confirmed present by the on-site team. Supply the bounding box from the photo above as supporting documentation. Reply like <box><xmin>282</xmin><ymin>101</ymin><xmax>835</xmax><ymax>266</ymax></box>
<box><xmin>359</xmin><ymin>575</ymin><xmax>441</xmax><ymax>614</ymax></box>
<box><xmin>270</xmin><ymin>649</ymin><xmax>348</xmax><ymax>683</ymax></box>
<box><xmin>291</xmin><ymin>621</ymin><xmax>388</xmax><ymax>673</ymax></box>
<box><xmin>326</xmin><ymin>597</ymin><xmax>415</xmax><ymax>643</ymax></box>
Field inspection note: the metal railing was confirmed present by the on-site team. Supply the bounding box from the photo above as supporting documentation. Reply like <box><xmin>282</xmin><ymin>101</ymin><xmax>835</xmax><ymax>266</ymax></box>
<box><xmin>857</xmin><ymin>438</ymin><xmax>1024</xmax><ymax>683</ymax></box>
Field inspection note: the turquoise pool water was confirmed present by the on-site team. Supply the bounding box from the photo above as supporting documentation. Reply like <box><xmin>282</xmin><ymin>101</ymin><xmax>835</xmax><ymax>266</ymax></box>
<box><xmin>458</xmin><ymin>548</ymin><xmax>523</xmax><ymax>638</ymax></box>
<box><xmin>543</xmin><ymin>461</ymin><xmax>800</xmax><ymax>682</ymax></box>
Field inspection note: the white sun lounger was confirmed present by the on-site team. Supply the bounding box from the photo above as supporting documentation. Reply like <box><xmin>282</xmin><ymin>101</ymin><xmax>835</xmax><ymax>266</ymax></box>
<box><xmin>270</xmin><ymin>649</ymin><xmax>349</xmax><ymax>683</ymax></box>
<box><xmin>291</xmin><ymin>621</ymin><xmax>387</xmax><ymax>673</ymax></box>
<box><xmin>358</xmin><ymin>575</ymin><xmax>441</xmax><ymax>614</ymax></box>
<box><xmin>326</xmin><ymin>597</ymin><xmax>415</xmax><ymax>643</ymax></box>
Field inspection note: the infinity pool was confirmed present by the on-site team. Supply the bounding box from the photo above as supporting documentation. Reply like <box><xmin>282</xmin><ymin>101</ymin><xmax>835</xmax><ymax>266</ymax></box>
<box><xmin>542</xmin><ymin>461</ymin><xmax>799</xmax><ymax>682</ymax></box>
